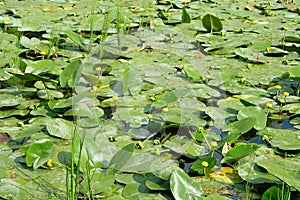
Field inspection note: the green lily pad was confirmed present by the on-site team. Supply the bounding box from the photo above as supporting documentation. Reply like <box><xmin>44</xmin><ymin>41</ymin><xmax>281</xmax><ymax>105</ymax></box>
<box><xmin>222</xmin><ymin>143</ymin><xmax>260</xmax><ymax>163</ymax></box>
<box><xmin>26</xmin><ymin>139</ymin><xmax>54</xmax><ymax>170</ymax></box>
<box><xmin>25</xmin><ymin>60</ymin><xmax>56</xmax><ymax>75</ymax></box>
<box><xmin>256</xmin><ymin>148</ymin><xmax>300</xmax><ymax>191</ymax></box>
<box><xmin>170</xmin><ymin>169</ymin><xmax>205</xmax><ymax>200</ymax></box>
<box><xmin>46</xmin><ymin>118</ymin><xmax>75</xmax><ymax>139</ymax></box>
<box><xmin>237</xmin><ymin>106</ymin><xmax>267</xmax><ymax>130</ymax></box>
<box><xmin>202</xmin><ymin>14</ymin><xmax>223</xmax><ymax>32</ymax></box>
<box><xmin>269</xmin><ymin>130</ymin><xmax>300</xmax><ymax>150</ymax></box>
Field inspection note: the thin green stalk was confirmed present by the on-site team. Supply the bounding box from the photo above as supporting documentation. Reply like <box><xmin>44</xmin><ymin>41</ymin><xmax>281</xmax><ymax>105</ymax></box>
<box><xmin>71</xmin><ymin>131</ymin><xmax>76</xmax><ymax>200</ymax></box>
<box><xmin>89</xmin><ymin>10</ymin><xmax>96</xmax><ymax>52</ymax></box>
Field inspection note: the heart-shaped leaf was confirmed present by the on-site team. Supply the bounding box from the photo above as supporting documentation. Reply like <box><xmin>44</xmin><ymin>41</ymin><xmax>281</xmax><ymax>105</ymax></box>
<box><xmin>26</xmin><ymin>140</ymin><xmax>54</xmax><ymax>170</ymax></box>
<box><xmin>170</xmin><ymin>169</ymin><xmax>205</xmax><ymax>200</ymax></box>
<box><xmin>202</xmin><ymin>14</ymin><xmax>223</xmax><ymax>32</ymax></box>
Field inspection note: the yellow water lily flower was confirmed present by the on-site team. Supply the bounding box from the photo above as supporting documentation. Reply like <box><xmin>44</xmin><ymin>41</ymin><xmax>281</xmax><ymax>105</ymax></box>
<box><xmin>112</xmin><ymin>95</ymin><xmax>118</xmax><ymax>101</ymax></box>
<box><xmin>201</xmin><ymin>161</ymin><xmax>209</xmax><ymax>167</ymax></box>
<box><xmin>266</xmin><ymin>102</ymin><xmax>273</xmax><ymax>108</ymax></box>
<box><xmin>240</xmin><ymin>77</ymin><xmax>246</xmax><ymax>83</ymax></box>
<box><xmin>275</xmin><ymin>85</ymin><xmax>281</xmax><ymax>90</ymax></box>
<box><xmin>210</xmin><ymin>141</ymin><xmax>218</xmax><ymax>147</ymax></box>
<box><xmin>162</xmin><ymin>107</ymin><xmax>169</xmax><ymax>113</ymax></box>
<box><xmin>136</xmin><ymin>141</ymin><xmax>144</xmax><ymax>150</ymax></box>
<box><xmin>47</xmin><ymin>159</ymin><xmax>53</xmax><ymax>168</ymax></box>
<box><xmin>279</xmin><ymin>98</ymin><xmax>285</xmax><ymax>104</ymax></box>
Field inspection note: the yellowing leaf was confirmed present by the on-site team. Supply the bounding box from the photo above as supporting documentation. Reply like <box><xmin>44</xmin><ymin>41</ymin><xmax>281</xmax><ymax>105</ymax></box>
<box><xmin>209</xmin><ymin>167</ymin><xmax>243</xmax><ymax>184</ymax></box>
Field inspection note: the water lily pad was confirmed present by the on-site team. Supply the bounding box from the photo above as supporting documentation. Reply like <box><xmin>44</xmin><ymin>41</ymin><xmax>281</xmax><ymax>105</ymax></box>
<box><xmin>25</xmin><ymin>60</ymin><xmax>56</xmax><ymax>75</ymax></box>
<box><xmin>170</xmin><ymin>169</ymin><xmax>205</xmax><ymax>200</ymax></box>
<box><xmin>256</xmin><ymin>148</ymin><xmax>300</xmax><ymax>191</ymax></box>
<box><xmin>222</xmin><ymin>143</ymin><xmax>260</xmax><ymax>163</ymax></box>
<box><xmin>0</xmin><ymin>94</ymin><xmax>24</xmax><ymax>108</ymax></box>
<box><xmin>202</xmin><ymin>14</ymin><xmax>223</xmax><ymax>32</ymax></box>
<box><xmin>237</xmin><ymin>106</ymin><xmax>267</xmax><ymax>130</ymax></box>
<box><xmin>46</xmin><ymin>118</ymin><xmax>75</xmax><ymax>139</ymax></box>
<box><xmin>37</xmin><ymin>90</ymin><xmax>64</xmax><ymax>100</ymax></box>
<box><xmin>26</xmin><ymin>139</ymin><xmax>54</xmax><ymax>170</ymax></box>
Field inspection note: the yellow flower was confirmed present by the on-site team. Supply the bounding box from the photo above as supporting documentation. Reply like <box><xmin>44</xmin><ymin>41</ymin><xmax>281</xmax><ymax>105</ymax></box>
<box><xmin>95</xmin><ymin>67</ymin><xmax>101</xmax><ymax>72</ymax></box>
<box><xmin>118</xmin><ymin>23</ymin><xmax>125</xmax><ymax>28</ymax></box>
<box><xmin>149</xmin><ymin>96</ymin><xmax>156</xmax><ymax>101</ymax></box>
<box><xmin>47</xmin><ymin>159</ymin><xmax>53</xmax><ymax>168</ymax></box>
<box><xmin>3</xmin><ymin>20</ymin><xmax>9</xmax><ymax>25</ymax></box>
<box><xmin>266</xmin><ymin>102</ymin><xmax>273</xmax><ymax>108</ymax></box>
<box><xmin>279</xmin><ymin>98</ymin><xmax>285</xmax><ymax>104</ymax></box>
<box><xmin>136</xmin><ymin>141</ymin><xmax>144</xmax><ymax>150</ymax></box>
<box><xmin>108</xmin><ymin>136</ymin><xmax>116</xmax><ymax>142</ymax></box>
<box><xmin>198</xmin><ymin>126</ymin><xmax>204</xmax><ymax>132</ymax></box>
<box><xmin>266</xmin><ymin>47</ymin><xmax>271</xmax><ymax>53</ymax></box>
<box><xmin>17</xmin><ymin>121</ymin><xmax>24</xmax><ymax>127</ymax></box>
<box><xmin>112</xmin><ymin>95</ymin><xmax>118</xmax><ymax>101</ymax></box>
<box><xmin>275</xmin><ymin>85</ymin><xmax>281</xmax><ymax>90</ymax></box>
<box><xmin>283</xmin><ymin>92</ymin><xmax>289</xmax><ymax>97</ymax></box>
<box><xmin>162</xmin><ymin>107</ymin><xmax>169</xmax><ymax>113</ymax></box>
<box><xmin>97</xmin><ymin>35</ymin><xmax>103</xmax><ymax>40</ymax></box>
<box><xmin>283</xmin><ymin>27</ymin><xmax>288</xmax><ymax>31</ymax></box>
<box><xmin>240</xmin><ymin>77</ymin><xmax>246</xmax><ymax>83</ymax></box>
<box><xmin>147</xmin><ymin>113</ymin><xmax>153</xmax><ymax>119</ymax></box>
<box><xmin>210</xmin><ymin>141</ymin><xmax>218</xmax><ymax>147</ymax></box>
<box><xmin>40</xmin><ymin>51</ymin><xmax>47</xmax><ymax>55</ymax></box>
<box><xmin>262</xmin><ymin>135</ymin><xmax>269</xmax><ymax>141</ymax></box>
<box><xmin>221</xmin><ymin>31</ymin><xmax>225</xmax><ymax>37</ymax></box>
<box><xmin>201</xmin><ymin>161</ymin><xmax>209</xmax><ymax>167</ymax></box>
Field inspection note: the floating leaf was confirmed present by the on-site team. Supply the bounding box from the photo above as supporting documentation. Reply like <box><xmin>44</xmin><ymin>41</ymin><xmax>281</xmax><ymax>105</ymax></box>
<box><xmin>202</xmin><ymin>14</ymin><xmax>223</xmax><ymax>32</ymax></box>
<box><xmin>237</xmin><ymin>106</ymin><xmax>267</xmax><ymax>130</ymax></box>
<box><xmin>26</xmin><ymin>140</ymin><xmax>54</xmax><ymax>170</ymax></box>
<box><xmin>222</xmin><ymin>143</ymin><xmax>260</xmax><ymax>163</ymax></box>
<box><xmin>37</xmin><ymin>90</ymin><xmax>64</xmax><ymax>100</ymax></box>
<box><xmin>269</xmin><ymin>130</ymin><xmax>300</xmax><ymax>150</ymax></box>
<box><xmin>209</xmin><ymin>167</ymin><xmax>243</xmax><ymax>184</ymax></box>
<box><xmin>170</xmin><ymin>169</ymin><xmax>205</xmax><ymax>200</ymax></box>
<box><xmin>183</xmin><ymin>66</ymin><xmax>203</xmax><ymax>83</ymax></box>
<box><xmin>46</xmin><ymin>118</ymin><xmax>75</xmax><ymax>139</ymax></box>
<box><xmin>219</xmin><ymin>117</ymin><xmax>256</xmax><ymax>148</ymax></box>
<box><xmin>289</xmin><ymin>66</ymin><xmax>300</xmax><ymax>79</ymax></box>
<box><xmin>256</xmin><ymin>148</ymin><xmax>300</xmax><ymax>191</ymax></box>
<box><xmin>107</xmin><ymin>143</ymin><xmax>135</xmax><ymax>175</ymax></box>
<box><xmin>25</xmin><ymin>60</ymin><xmax>55</xmax><ymax>75</ymax></box>
<box><xmin>145</xmin><ymin>176</ymin><xmax>170</xmax><ymax>191</ymax></box>
<box><xmin>190</xmin><ymin>157</ymin><xmax>217</xmax><ymax>175</ymax></box>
